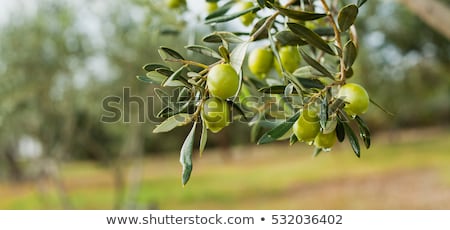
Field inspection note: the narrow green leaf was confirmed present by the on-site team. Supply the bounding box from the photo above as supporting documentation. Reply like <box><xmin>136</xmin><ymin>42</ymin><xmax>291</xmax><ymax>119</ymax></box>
<box><xmin>336</xmin><ymin>121</ymin><xmax>345</xmax><ymax>142</ymax></box>
<box><xmin>205</xmin><ymin>5</ymin><xmax>259</xmax><ymax>24</ymax></box>
<box><xmin>250</xmin><ymin>16</ymin><xmax>270</xmax><ymax>41</ymax></box>
<box><xmin>370</xmin><ymin>98</ymin><xmax>394</xmax><ymax>116</ymax></box>
<box><xmin>144</xmin><ymin>71</ymin><xmax>168</xmax><ymax>85</ymax></box>
<box><xmin>180</xmin><ymin>122</ymin><xmax>197</xmax><ymax>186</ymax></box>
<box><xmin>289</xmin><ymin>133</ymin><xmax>298</xmax><ymax>146</ymax></box>
<box><xmin>142</xmin><ymin>63</ymin><xmax>169</xmax><ymax>72</ymax></box>
<box><xmin>343</xmin><ymin>40</ymin><xmax>358</xmax><ymax>70</ymax></box>
<box><xmin>185</xmin><ymin>45</ymin><xmax>222</xmax><ymax>59</ymax></box>
<box><xmin>205</xmin><ymin>1</ymin><xmax>233</xmax><ymax>20</ymax></box>
<box><xmin>357</xmin><ymin>0</ymin><xmax>368</xmax><ymax>7</ymax></box>
<box><xmin>297</xmin><ymin>78</ymin><xmax>325</xmax><ymax>89</ymax></box>
<box><xmin>199</xmin><ymin>120</ymin><xmax>208</xmax><ymax>157</ymax></box>
<box><xmin>355</xmin><ymin>115</ymin><xmax>371</xmax><ymax>149</ymax></box>
<box><xmin>314</xmin><ymin>27</ymin><xmax>335</xmax><ymax>37</ymax></box>
<box><xmin>258</xmin><ymin>85</ymin><xmax>286</xmax><ymax>94</ymax></box>
<box><xmin>274</xmin><ymin>30</ymin><xmax>307</xmax><ymax>46</ymax></box>
<box><xmin>136</xmin><ymin>75</ymin><xmax>162</xmax><ymax>85</ymax></box>
<box><xmin>319</xmin><ymin>97</ymin><xmax>328</xmax><ymax>129</ymax></box>
<box><xmin>227</xmin><ymin>100</ymin><xmax>249</xmax><ymax>121</ymax></box>
<box><xmin>288</xmin><ymin>23</ymin><xmax>335</xmax><ymax>55</ymax></box>
<box><xmin>153</xmin><ymin>113</ymin><xmax>193</xmax><ymax>133</ymax></box>
<box><xmin>257</xmin><ymin>111</ymin><xmax>301</xmax><ymax>145</ymax></box>
<box><xmin>159</xmin><ymin>46</ymin><xmax>184</xmax><ymax>60</ymax></box>
<box><xmin>230</xmin><ymin>42</ymin><xmax>249</xmax><ymax>73</ymax></box>
<box><xmin>292</xmin><ymin>66</ymin><xmax>322</xmax><ymax>79</ymax></box>
<box><xmin>273</xmin><ymin>5</ymin><xmax>327</xmax><ymax>21</ymax></box>
<box><xmin>256</xmin><ymin>0</ymin><xmax>265</xmax><ymax>8</ymax></box>
<box><xmin>338</xmin><ymin>4</ymin><xmax>358</xmax><ymax>32</ymax></box>
<box><xmin>343</xmin><ymin>122</ymin><xmax>361</xmax><ymax>158</ymax></box>
<box><xmin>299</xmin><ymin>49</ymin><xmax>334</xmax><ymax>79</ymax></box>
<box><xmin>163</xmin><ymin>66</ymin><xmax>189</xmax><ymax>87</ymax></box>
<box><xmin>155</xmin><ymin>68</ymin><xmax>174</xmax><ymax>77</ymax></box>
<box><xmin>312</xmin><ymin>147</ymin><xmax>322</xmax><ymax>157</ymax></box>
<box><xmin>203</xmin><ymin>31</ymin><xmax>244</xmax><ymax>44</ymax></box>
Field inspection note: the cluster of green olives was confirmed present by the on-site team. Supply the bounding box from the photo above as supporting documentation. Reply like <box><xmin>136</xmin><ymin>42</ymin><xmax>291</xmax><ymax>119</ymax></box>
<box><xmin>248</xmin><ymin>45</ymin><xmax>302</xmax><ymax>79</ymax></box>
<box><xmin>293</xmin><ymin>83</ymin><xmax>369</xmax><ymax>149</ymax></box>
<box><xmin>202</xmin><ymin>63</ymin><xmax>240</xmax><ymax>133</ymax></box>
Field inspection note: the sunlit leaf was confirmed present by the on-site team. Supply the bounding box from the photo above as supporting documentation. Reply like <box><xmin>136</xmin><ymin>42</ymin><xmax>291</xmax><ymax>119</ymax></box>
<box><xmin>180</xmin><ymin>122</ymin><xmax>196</xmax><ymax>186</ymax></box>
<box><xmin>203</xmin><ymin>31</ymin><xmax>244</xmax><ymax>44</ymax></box>
<box><xmin>162</xmin><ymin>66</ymin><xmax>189</xmax><ymax>87</ymax></box>
<box><xmin>185</xmin><ymin>45</ymin><xmax>222</xmax><ymax>59</ymax></box>
<box><xmin>153</xmin><ymin>113</ymin><xmax>193</xmax><ymax>133</ymax></box>
<box><xmin>230</xmin><ymin>42</ymin><xmax>249</xmax><ymax>73</ymax></box>
<box><xmin>338</xmin><ymin>4</ymin><xmax>358</xmax><ymax>32</ymax></box>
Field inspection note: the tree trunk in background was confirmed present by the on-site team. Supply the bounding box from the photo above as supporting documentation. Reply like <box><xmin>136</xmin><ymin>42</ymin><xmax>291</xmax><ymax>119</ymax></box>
<box><xmin>397</xmin><ymin>0</ymin><xmax>450</xmax><ymax>40</ymax></box>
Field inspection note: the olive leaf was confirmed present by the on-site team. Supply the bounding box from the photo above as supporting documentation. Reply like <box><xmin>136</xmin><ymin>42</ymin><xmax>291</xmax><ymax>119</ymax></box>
<box><xmin>159</xmin><ymin>46</ymin><xmax>185</xmax><ymax>60</ymax></box>
<box><xmin>342</xmin><ymin>122</ymin><xmax>361</xmax><ymax>158</ymax></box>
<box><xmin>205</xmin><ymin>5</ymin><xmax>260</xmax><ymax>24</ymax></box>
<box><xmin>274</xmin><ymin>30</ymin><xmax>308</xmax><ymax>46</ymax></box>
<box><xmin>257</xmin><ymin>111</ymin><xmax>300</xmax><ymax>145</ymax></box>
<box><xmin>142</xmin><ymin>63</ymin><xmax>169</xmax><ymax>72</ymax></box>
<box><xmin>299</xmin><ymin>49</ymin><xmax>334</xmax><ymax>79</ymax></box>
<box><xmin>357</xmin><ymin>0</ymin><xmax>368</xmax><ymax>7</ymax></box>
<box><xmin>205</xmin><ymin>1</ymin><xmax>234</xmax><ymax>20</ymax></box>
<box><xmin>355</xmin><ymin>115</ymin><xmax>371</xmax><ymax>149</ymax></box>
<box><xmin>272</xmin><ymin>4</ymin><xmax>327</xmax><ymax>21</ymax></box>
<box><xmin>185</xmin><ymin>45</ymin><xmax>222</xmax><ymax>59</ymax></box>
<box><xmin>338</xmin><ymin>4</ymin><xmax>358</xmax><ymax>32</ymax></box>
<box><xmin>288</xmin><ymin>23</ymin><xmax>336</xmax><ymax>55</ymax></box>
<box><xmin>180</xmin><ymin>122</ymin><xmax>197</xmax><ymax>186</ymax></box>
<box><xmin>343</xmin><ymin>40</ymin><xmax>358</xmax><ymax>70</ymax></box>
<box><xmin>153</xmin><ymin>113</ymin><xmax>193</xmax><ymax>133</ymax></box>
<box><xmin>203</xmin><ymin>31</ymin><xmax>244</xmax><ymax>44</ymax></box>
<box><xmin>199</xmin><ymin>120</ymin><xmax>208</xmax><ymax>157</ymax></box>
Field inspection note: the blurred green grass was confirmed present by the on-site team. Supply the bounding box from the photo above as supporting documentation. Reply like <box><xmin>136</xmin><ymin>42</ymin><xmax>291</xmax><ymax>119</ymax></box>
<box><xmin>1</xmin><ymin>127</ymin><xmax>449</xmax><ymax>210</ymax></box>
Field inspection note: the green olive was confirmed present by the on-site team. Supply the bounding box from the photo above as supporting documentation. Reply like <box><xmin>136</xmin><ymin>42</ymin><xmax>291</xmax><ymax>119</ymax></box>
<box><xmin>236</xmin><ymin>1</ymin><xmax>255</xmax><ymax>26</ymax></box>
<box><xmin>201</xmin><ymin>97</ymin><xmax>230</xmax><ymax>133</ymax></box>
<box><xmin>248</xmin><ymin>47</ymin><xmax>274</xmax><ymax>79</ymax></box>
<box><xmin>293</xmin><ymin>110</ymin><xmax>320</xmax><ymax>142</ymax></box>
<box><xmin>206</xmin><ymin>2</ymin><xmax>218</xmax><ymax>13</ymax></box>
<box><xmin>207</xmin><ymin>63</ymin><xmax>240</xmax><ymax>100</ymax></box>
<box><xmin>166</xmin><ymin>0</ymin><xmax>186</xmax><ymax>9</ymax></box>
<box><xmin>274</xmin><ymin>45</ymin><xmax>302</xmax><ymax>75</ymax></box>
<box><xmin>337</xmin><ymin>83</ymin><xmax>370</xmax><ymax>116</ymax></box>
<box><xmin>314</xmin><ymin>130</ymin><xmax>337</xmax><ymax>149</ymax></box>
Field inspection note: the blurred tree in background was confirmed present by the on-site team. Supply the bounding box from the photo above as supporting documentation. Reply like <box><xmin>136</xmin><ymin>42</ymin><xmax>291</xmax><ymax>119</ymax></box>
<box><xmin>0</xmin><ymin>0</ymin><xmax>448</xmax><ymax>191</ymax></box>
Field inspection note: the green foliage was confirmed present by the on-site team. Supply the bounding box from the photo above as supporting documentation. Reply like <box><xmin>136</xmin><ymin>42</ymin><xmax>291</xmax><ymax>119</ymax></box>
<box><xmin>137</xmin><ymin>0</ymin><xmax>378</xmax><ymax>185</ymax></box>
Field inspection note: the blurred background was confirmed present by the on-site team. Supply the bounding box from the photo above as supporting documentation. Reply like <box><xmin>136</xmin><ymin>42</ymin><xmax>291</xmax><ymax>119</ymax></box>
<box><xmin>0</xmin><ymin>0</ymin><xmax>449</xmax><ymax>209</ymax></box>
